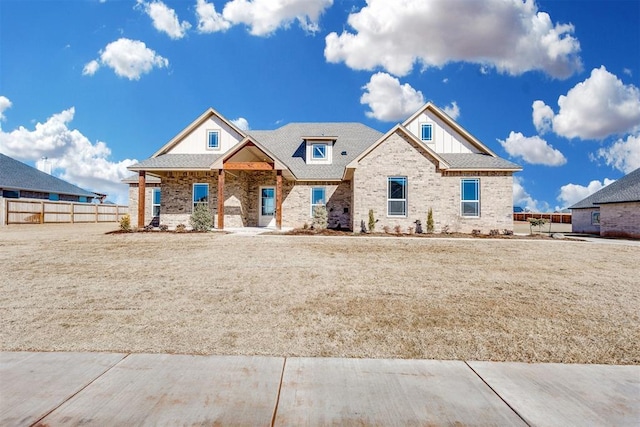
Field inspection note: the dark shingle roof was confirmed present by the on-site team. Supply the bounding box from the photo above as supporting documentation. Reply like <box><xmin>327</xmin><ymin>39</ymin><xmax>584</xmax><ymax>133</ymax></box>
<box><xmin>0</xmin><ymin>153</ymin><xmax>97</xmax><ymax>198</ymax></box>
<box><xmin>249</xmin><ymin>123</ymin><xmax>383</xmax><ymax>180</ymax></box>
<box><xmin>439</xmin><ymin>153</ymin><xmax>521</xmax><ymax>170</ymax></box>
<box><xmin>570</xmin><ymin>167</ymin><xmax>640</xmax><ymax>209</ymax></box>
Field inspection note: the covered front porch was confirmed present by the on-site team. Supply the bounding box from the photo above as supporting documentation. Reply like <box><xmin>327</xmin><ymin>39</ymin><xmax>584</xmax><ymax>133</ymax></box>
<box><xmin>134</xmin><ymin>139</ymin><xmax>293</xmax><ymax>230</ymax></box>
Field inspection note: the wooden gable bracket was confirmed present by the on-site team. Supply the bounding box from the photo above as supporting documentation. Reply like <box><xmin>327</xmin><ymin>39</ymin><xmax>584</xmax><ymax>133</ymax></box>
<box><xmin>223</xmin><ymin>162</ymin><xmax>274</xmax><ymax>171</ymax></box>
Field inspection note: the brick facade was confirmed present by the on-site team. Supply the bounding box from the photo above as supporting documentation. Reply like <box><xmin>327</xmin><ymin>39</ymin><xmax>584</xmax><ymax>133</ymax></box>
<box><xmin>571</xmin><ymin>208</ymin><xmax>600</xmax><ymax>235</ymax></box>
<box><xmin>130</xmin><ymin>172</ymin><xmax>352</xmax><ymax>229</ymax></box>
<box><xmin>352</xmin><ymin>131</ymin><xmax>514</xmax><ymax>233</ymax></box>
<box><xmin>600</xmin><ymin>202</ymin><xmax>640</xmax><ymax>238</ymax></box>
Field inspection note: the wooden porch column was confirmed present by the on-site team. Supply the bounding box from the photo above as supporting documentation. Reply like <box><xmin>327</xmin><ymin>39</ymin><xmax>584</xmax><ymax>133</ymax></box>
<box><xmin>137</xmin><ymin>171</ymin><xmax>146</xmax><ymax>228</ymax></box>
<box><xmin>217</xmin><ymin>169</ymin><xmax>225</xmax><ymax>229</ymax></box>
<box><xmin>276</xmin><ymin>170</ymin><xmax>282</xmax><ymax>230</ymax></box>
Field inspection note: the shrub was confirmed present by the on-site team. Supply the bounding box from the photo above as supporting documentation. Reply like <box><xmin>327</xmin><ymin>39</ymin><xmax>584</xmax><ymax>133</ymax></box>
<box><xmin>119</xmin><ymin>214</ymin><xmax>131</xmax><ymax>232</ymax></box>
<box><xmin>312</xmin><ymin>205</ymin><xmax>328</xmax><ymax>230</ymax></box>
<box><xmin>489</xmin><ymin>229</ymin><xmax>500</xmax><ymax>236</ymax></box>
<box><xmin>502</xmin><ymin>229</ymin><xmax>514</xmax><ymax>236</ymax></box>
<box><xmin>382</xmin><ymin>225</ymin><xmax>391</xmax><ymax>234</ymax></box>
<box><xmin>394</xmin><ymin>224</ymin><xmax>402</xmax><ymax>235</ymax></box>
<box><xmin>426</xmin><ymin>208</ymin><xmax>434</xmax><ymax>234</ymax></box>
<box><xmin>368</xmin><ymin>209</ymin><xmax>376</xmax><ymax>232</ymax></box>
<box><xmin>472</xmin><ymin>229</ymin><xmax>482</xmax><ymax>236</ymax></box>
<box><xmin>408</xmin><ymin>226</ymin><xmax>414</xmax><ymax>234</ymax></box>
<box><xmin>159</xmin><ymin>224</ymin><xmax>169</xmax><ymax>232</ymax></box>
<box><xmin>190</xmin><ymin>203</ymin><xmax>213</xmax><ymax>231</ymax></box>
<box><xmin>441</xmin><ymin>224</ymin><xmax>450</xmax><ymax>234</ymax></box>
<box><xmin>175</xmin><ymin>223</ymin><xmax>186</xmax><ymax>233</ymax></box>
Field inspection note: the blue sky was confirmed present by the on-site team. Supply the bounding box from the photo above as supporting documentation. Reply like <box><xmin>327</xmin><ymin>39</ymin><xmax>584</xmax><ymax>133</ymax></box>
<box><xmin>1</xmin><ymin>0</ymin><xmax>639</xmax><ymax>207</ymax></box>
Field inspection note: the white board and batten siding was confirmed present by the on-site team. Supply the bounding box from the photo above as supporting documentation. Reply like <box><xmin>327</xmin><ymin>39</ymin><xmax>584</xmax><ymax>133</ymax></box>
<box><xmin>166</xmin><ymin>116</ymin><xmax>243</xmax><ymax>155</ymax></box>
<box><xmin>404</xmin><ymin>111</ymin><xmax>481</xmax><ymax>155</ymax></box>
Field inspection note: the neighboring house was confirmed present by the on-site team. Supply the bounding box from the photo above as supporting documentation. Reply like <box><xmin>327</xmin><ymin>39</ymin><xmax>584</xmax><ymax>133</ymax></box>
<box><xmin>570</xmin><ymin>167</ymin><xmax>640</xmax><ymax>238</ymax></box>
<box><xmin>1</xmin><ymin>153</ymin><xmax>100</xmax><ymax>226</ymax></box>
<box><xmin>126</xmin><ymin>103</ymin><xmax>521</xmax><ymax>232</ymax></box>
<box><xmin>0</xmin><ymin>153</ymin><xmax>98</xmax><ymax>203</ymax></box>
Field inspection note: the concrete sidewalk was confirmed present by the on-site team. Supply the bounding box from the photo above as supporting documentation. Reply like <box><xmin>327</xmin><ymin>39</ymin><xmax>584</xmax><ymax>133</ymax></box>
<box><xmin>1</xmin><ymin>352</ymin><xmax>638</xmax><ymax>426</ymax></box>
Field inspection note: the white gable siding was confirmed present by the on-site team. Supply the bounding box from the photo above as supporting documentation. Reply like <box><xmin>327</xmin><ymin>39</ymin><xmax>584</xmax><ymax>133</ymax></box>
<box><xmin>167</xmin><ymin>116</ymin><xmax>243</xmax><ymax>154</ymax></box>
<box><xmin>405</xmin><ymin>112</ymin><xmax>480</xmax><ymax>154</ymax></box>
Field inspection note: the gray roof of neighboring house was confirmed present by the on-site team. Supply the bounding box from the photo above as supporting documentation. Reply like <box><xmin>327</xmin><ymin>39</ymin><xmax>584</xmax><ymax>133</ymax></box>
<box><xmin>248</xmin><ymin>123</ymin><xmax>383</xmax><ymax>180</ymax></box>
<box><xmin>130</xmin><ymin>153</ymin><xmax>221</xmax><ymax>170</ymax></box>
<box><xmin>439</xmin><ymin>153</ymin><xmax>521</xmax><ymax>170</ymax></box>
<box><xmin>570</xmin><ymin>167</ymin><xmax>640</xmax><ymax>209</ymax></box>
<box><xmin>0</xmin><ymin>153</ymin><xmax>97</xmax><ymax>198</ymax></box>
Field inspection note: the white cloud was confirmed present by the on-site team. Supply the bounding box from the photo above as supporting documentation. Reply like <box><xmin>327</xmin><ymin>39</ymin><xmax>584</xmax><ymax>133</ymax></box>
<box><xmin>325</xmin><ymin>0</ymin><xmax>581</xmax><ymax>78</ymax></box>
<box><xmin>535</xmin><ymin>66</ymin><xmax>640</xmax><ymax>140</ymax></box>
<box><xmin>231</xmin><ymin>117</ymin><xmax>249</xmax><ymax>131</ymax></box>
<box><xmin>85</xmin><ymin>38</ymin><xmax>169</xmax><ymax>80</ymax></box>
<box><xmin>196</xmin><ymin>0</ymin><xmax>231</xmax><ymax>33</ymax></box>
<box><xmin>222</xmin><ymin>0</ymin><xmax>333</xmax><ymax>36</ymax></box>
<box><xmin>82</xmin><ymin>60</ymin><xmax>100</xmax><ymax>76</ymax></box>
<box><xmin>596</xmin><ymin>134</ymin><xmax>640</xmax><ymax>174</ymax></box>
<box><xmin>360</xmin><ymin>72</ymin><xmax>424</xmax><ymax>122</ymax></box>
<box><xmin>513</xmin><ymin>176</ymin><xmax>546</xmax><ymax>212</ymax></box>
<box><xmin>137</xmin><ymin>0</ymin><xmax>191</xmax><ymax>39</ymax></box>
<box><xmin>0</xmin><ymin>104</ymin><xmax>136</xmax><ymax>204</ymax></box>
<box><xmin>557</xmin><ymin>178</ymin><xmax>615</xmax><ymax>208</ymax></box>
<box><xmin>443</xmin><ymin>101</ymin><xmax>460</xmax><ymax>120</ymax></box>
<box><xmin>498</xmin><ymin>131</ymin><xmax>566</xmax><ymax>166</ymax></box>
<box><xmin>0</xmin><ymin>96</ymin><xmax>12</xmax><ymax>122</ymax></box>
<box><xmin>532</xmin><ymin>100</ymin><xmax>554</xmax><ymax>134</ymax></box>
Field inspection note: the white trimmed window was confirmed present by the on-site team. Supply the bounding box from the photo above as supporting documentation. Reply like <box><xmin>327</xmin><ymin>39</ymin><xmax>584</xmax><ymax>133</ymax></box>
<box><xmin>461</xmin><ymin>178</ymin><xmax>480</xmax><ymax>217</ymax></box>
<box><xmin>420</xmin><ymin>123</ymin><xmax>433</xmax><ymax>142</ymax></box>
<box><xmin>193</xmin><ymin>183</ymin><xmax>209</xmax><ymax>210</ymax></box>
<box><xmin>306</xmin><ymin>141</ymin><xmax>332</xmax><ymax>164</ymax></box>
<box><xmin>152</xmin><ymin>188</ymin><xmax>161</xmax><ymax>217</ymax></box>
<box><xmin>207</xmin><ymin>130</ymin><xmax>220</xmax><ymax>150</ymax></box>
<box><xmin>387</xmin><ymin>177</ymin><xmax>407</xmax><ymax>217</ymax></box>
<box><xmin>591</xmin><ymin>211</ymin><xmax>600</xmax><ymax>225</ymax></box>
<box><xmin>311</xmin><ymin>187</ymin><xmax>326</xmax><ymax>216</ymax></box>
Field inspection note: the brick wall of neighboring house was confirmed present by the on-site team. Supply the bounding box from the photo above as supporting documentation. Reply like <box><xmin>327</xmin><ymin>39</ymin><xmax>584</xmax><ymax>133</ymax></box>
<box><xmin>352</xmin><ymin>131</ymin><xmax>514</xmax><ymax>234</ymax></box>
<box><xmin>571</xmin><ymin>207</ymin><xmax>600</xmax><ymax>235</ymax></box>
<box><xmin>600</xmin><ymin>202</ymin><xmax>640</xmax><ymax>238</ymax></box>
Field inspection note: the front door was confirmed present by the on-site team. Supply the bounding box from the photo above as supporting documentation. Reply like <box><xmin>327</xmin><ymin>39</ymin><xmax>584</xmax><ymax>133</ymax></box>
<box><xmin>259</xmin><ymin>186</ymin><xmax>276</xmax><ymax>227</ymax></box>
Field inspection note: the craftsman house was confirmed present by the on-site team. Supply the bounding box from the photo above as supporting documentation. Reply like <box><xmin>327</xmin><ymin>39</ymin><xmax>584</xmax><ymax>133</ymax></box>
<box><xmin>570</xmin><ymin>167</ymin><xmax>640</xmax><ymax>238</ymax></box>
<box><xmin>127</xmin><ymin>103</ymin><xmax>521</xmax><ymax>232</ymax></box>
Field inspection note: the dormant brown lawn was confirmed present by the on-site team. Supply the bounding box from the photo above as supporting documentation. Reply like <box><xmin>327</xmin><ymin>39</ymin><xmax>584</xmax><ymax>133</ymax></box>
<box><xmin>1</xmin><ymin>224</ymin><xmax>638</xmax><ymax>364</ymax></box>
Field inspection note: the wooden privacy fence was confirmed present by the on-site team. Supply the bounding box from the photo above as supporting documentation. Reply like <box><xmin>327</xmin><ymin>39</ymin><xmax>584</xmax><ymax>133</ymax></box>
<box><xmin>3</xmin><ymin>198</ymin><xmax>128</xmax><ymax>225</ymax></box>
<box><xmin>513</xmin><ymin>212</ymin><xmax>572</xmax><ymax>224</ymax></box>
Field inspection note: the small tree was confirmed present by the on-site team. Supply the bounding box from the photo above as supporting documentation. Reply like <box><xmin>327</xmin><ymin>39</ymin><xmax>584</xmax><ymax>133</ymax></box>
<box><xmin>190</xmin><ymin>203</ymin><xmax>213</xmax><ymax>231</ymax></box>
<box><xmin>528</xmin><ymin>217</ymin><xmax>547</xmax><ymax>234</ymax></box>
<box><xmin>368</xmin><ymin>209</ymin><xmax>376</xmax><ymax>232</ymax></box>
<box><xmin>313</xmin><ymin>205</ymin><xmax>328</xmax><ymax>229</ymax></box>
<box><xmin>426</xmin><ymin>208</ymin><xmax>434</xmax><ymax>234</ymax></box>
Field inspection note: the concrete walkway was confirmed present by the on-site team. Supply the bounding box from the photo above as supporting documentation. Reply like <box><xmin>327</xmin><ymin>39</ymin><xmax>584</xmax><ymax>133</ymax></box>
<box><xmin>1</xmin><ymin>352</ymin><xmax>638</xmax><ymax>426</ymax></box>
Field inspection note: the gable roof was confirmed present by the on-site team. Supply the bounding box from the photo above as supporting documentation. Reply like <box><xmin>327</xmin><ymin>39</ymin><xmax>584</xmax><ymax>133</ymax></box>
<box><xmin>347</xmin><ymin>125</ymin><xmax>521</xmax><ymax>173</ymax></box>
<box><xmin>570</xmin><ymin>167</ymin><xmax>640</xmax><ymax>209</ymax></box>
<box><xmin>248</xmin><ymin>123</ymin><xmax>383</xmax><ymax>180</ymax></box>
<box><xmin>152</xmin><ymin>107</ymin><xmax>247</xmax><ymax>157</ymax></box>
<box><xmin>210</xmin><ymin>136</ymin><xmax>290</xmax><ymax>173</ymax></box>
<box><xmin>403</xmin><ymin>102</ymin><xmax>498</xmax><ymax>156</ymax></box>
<box><xmin>0</xmin><ymin>153</ymin><xmax>97</xmax><ymax>198</ymax></box>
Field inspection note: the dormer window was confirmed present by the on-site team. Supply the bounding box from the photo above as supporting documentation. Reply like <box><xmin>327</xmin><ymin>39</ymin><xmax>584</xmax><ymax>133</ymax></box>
<box><xmin>421</xmin><ymin>123</ymin><xmax>433</xmax><ymax>142</ymax></box>
<box><xmin>207</xmin><ymin>130</ymin><xmax>220</xmax><ymax>150</ymax></box>
<box><xmin>304</xmin><ymin>136</ymin><xmax>335</xmax><ymax>164</ymax></box>
<box><xmin>312</xmin><ymin>143</ymin><xmax>327</xmax><ymax>160</ymax></box>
